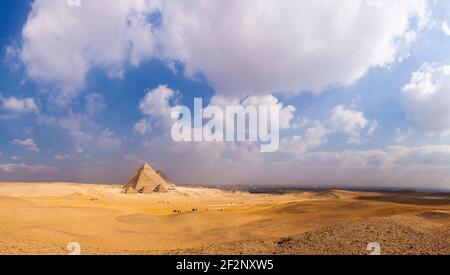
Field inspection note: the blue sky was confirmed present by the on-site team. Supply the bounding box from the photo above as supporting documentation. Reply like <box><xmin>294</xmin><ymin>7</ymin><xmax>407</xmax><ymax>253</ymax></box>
<box><xmin>1</xmin><ymin>0</ymin><xmax>450</xmax><ymax>189</ymax></box>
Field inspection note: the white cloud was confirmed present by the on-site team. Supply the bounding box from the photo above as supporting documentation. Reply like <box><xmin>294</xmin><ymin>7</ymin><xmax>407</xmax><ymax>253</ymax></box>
<box><xmin>42</xmin><ymin>113</ymin><xmax>94</xmax><ymax>143</ymax></box>
<box><xmin>139</xmin><ymin>85</ymin><xmax>176</xmax><ymax>119</ymax></box>
<box><xmin>97</xmin><ymin>129</ymin><xmax>122</xmax><ymax>148</ymax></box>
<box><xmin>0</xmin><ymin>163</ymin><xmax>56</xmax><ymax>174</ymax></box>
<box><xmin>442</xmin><ymin>21</ymin><xmax>450</xmax><ymax>36</ymax></box>
<box><xmin>330</xmin><ymin>105</ymin><xmax>375</xmax><ymax>144</ymax></box>
<box><xmin>366</xmin><ymin>120</ymin><xmax>379</xmax><ymax>136</ymax></box>
<box><xmin>1</xmin><ymin>96</ymin><xmax>38</xmax><ymax>114</ymax></box>
<box><xmin>156</xmin><ymin>0</ymin><xmax>427</xmax><ymax>97</ymax></box>
<box><xmin>395</xmin><ymin>128</ymin><xmax>414</xmax><ymax>142</ymax></box>
<box><xmin>134</xmin><ymin>118</ymin><xmax>150</xmax><ymax>135</ymax></box>
<box><xmin>3</xmin><ymin>45</ymin><xmax>20</xmax><ymax>70</ymax></box>
<box><xmin>85</xmin><ymin>93</ymin><xmax>106</xmax><ymax>116</ymax></box>
<box><xmin>292</xmin><ymin>117</ymin><xmax>310</xmax><ymax>130</ymax></box>
<box><xmin>54</xmin><ymin>154</ymin><xmax>71</xmax><ymax>161</ymax></box>
<box><xmin>242</xmin><ymin>95</ymin><xmax>296</xmax><ymax>129</ymax></box>
<box><xmin>20</xmin><ymin>0</ymin><xmax>157</xmax><ymax>105</ymax></box>
<box><xmin>12</xmin><ymin>138</ymin><xmax>39</xmax><ymax>152</ymax></box>
<box><xmin>20</xmin><ymin>0</ymin><xmax>428</xmax><ymax>104</ymax></box>
<box><xmin>41</xmin><ymin>112</ymin><xmax>124</xmax><ymax>150</ymax></box>
<box><xmin>402</xmin><ymin>63</ymin><xmax>450</xmax><ymax>134</ymax></box>
<box><xmin>136</xmin><ymin>85</ymin><xmax>179</xmax><ymax>134</ymax></box>
<box><xmin>280</xmin><ymin>122</ymin><xmax>330</xmax><ymax>155</ymax></box>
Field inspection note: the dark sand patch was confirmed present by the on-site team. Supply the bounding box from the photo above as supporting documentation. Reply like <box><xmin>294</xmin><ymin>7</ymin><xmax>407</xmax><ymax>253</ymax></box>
<box><xmin>356</xmin><ymin>194</ymin><xmax>450</xmax><ymax>206</ymax></box>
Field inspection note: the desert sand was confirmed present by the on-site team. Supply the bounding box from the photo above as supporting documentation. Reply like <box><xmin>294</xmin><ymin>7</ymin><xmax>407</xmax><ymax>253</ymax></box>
<box><xmin>0</xmin><ymin>182</ymin><xmax>450</xmax><ymax>255</ymax></box>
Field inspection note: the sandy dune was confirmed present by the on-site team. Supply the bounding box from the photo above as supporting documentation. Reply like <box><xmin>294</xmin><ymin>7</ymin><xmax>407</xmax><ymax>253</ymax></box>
<box><xmin>0</xmin><ymin>182</ymin><xmax>449</xmax><ymax>255</ymax></box>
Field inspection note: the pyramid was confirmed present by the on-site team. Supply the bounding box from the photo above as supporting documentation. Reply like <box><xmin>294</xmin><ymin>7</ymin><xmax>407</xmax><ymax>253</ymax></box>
<box><xmin>156</xmin><ymin>170</ymin><xmax>174</xmax><ymax>185</ymax></box>
<box><xmin>124</xmin><ymin>163</ymin><xmax>172</xmax><ymax>194</ymax></box>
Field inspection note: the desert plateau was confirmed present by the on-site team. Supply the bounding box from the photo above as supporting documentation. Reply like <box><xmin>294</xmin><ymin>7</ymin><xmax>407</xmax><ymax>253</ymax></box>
<box><xmin>1</xmin><ymin>182</ymin><xmax>450</xmax><ymax>255</ymax></box>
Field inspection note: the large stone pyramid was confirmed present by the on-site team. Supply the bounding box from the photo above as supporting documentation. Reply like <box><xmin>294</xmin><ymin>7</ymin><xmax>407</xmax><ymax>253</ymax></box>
<box><xmin>124</xmin><ymin>163</ymin><xmax>172</xmax><ymax>194</ymax></box>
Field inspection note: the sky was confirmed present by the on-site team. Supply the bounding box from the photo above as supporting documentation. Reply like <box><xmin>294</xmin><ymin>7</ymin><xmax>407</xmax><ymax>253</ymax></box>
<box><xmin>1</xmin><ymin>0</ymin><xmax>450</xmax><ymax>189</ymax></box>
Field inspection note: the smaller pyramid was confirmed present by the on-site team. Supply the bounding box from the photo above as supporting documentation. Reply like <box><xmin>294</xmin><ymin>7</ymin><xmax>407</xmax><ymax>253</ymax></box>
<box><xmin>124</xmin><ymin>163</ymin><xmax>172</xmax><ymax>194</ymax></box>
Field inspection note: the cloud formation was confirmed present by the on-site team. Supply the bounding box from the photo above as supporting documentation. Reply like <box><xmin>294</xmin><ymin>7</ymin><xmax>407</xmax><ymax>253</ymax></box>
<box><xmin>442</xmin><ymin>21</ymin><xmax>450</xmax><ymax>36</ymax></box>
<box><xmin>1</xmin><ymin>96</ymin><xmax>38</xmax><ymax>114</ymax></box>
<box><xmin>134</xmin><ymin>85</ymin><xmax>177</xmax><ymax>135</ymax></box>
<box><xmin>19</xmin><ymin>0</ymin><xmax>429</xmax><ymax>104</ymax></box>
<box><xmin>54</xmin><ymin>154</ymin><xmax>71</xmax><ymax>161</ymax></box>
<box><xmin>139</xmin><ymin>85</ymin><xmax>176</xmax><ymax>119</ymax></box>
<box><xmin>85</xmin><ymin>93</ymin><xmax>106</xmax><ymax>117</ymax></box>
<box><xmin>330</xmin><ymin>105</ymin><xmax>376</xmax><ymax>144</ymax></box>
<box><xmin>6</xmin><ymin>0</ymin><xmax>450</xmax><ymax>190</ymax></box>
<box><xmin>402</xmin><ymin>63</ymin><xmax>450</xmax><ymax>134</ymax></box>
<box><xmin>97</xmin><ymin>129</ymin><xmax>122</xmax><ymax>148</ymax></box>
<box><xmin>157</xmin><ymin>0</ymin><xmax>427</xmax><ymax>96</ymax></box>
<box><xmin>0</xmin><ymin>163</ymin><xmax>56</xmax><ymax>174</ymax></box>
<box><xmin>12</xmin><ymin>138</ymin><xmax>39</xmax><ymax>152</ymax></box>
<box><xmin>280</xmin><ymin>122</ymin><xmax>329</xmax><ymax>155</ymax></box>
<box><xmin>20</xmin><ymin>0</ymin><xmax>157</xmax><ymax>105</ymax></box>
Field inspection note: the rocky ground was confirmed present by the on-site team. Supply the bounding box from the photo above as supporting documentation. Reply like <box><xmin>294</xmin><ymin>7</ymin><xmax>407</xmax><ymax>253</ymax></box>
<box><xmin>170</xmin><ymin>215</ymin><xmax>450</xmax><ymax>255</ymax></box>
